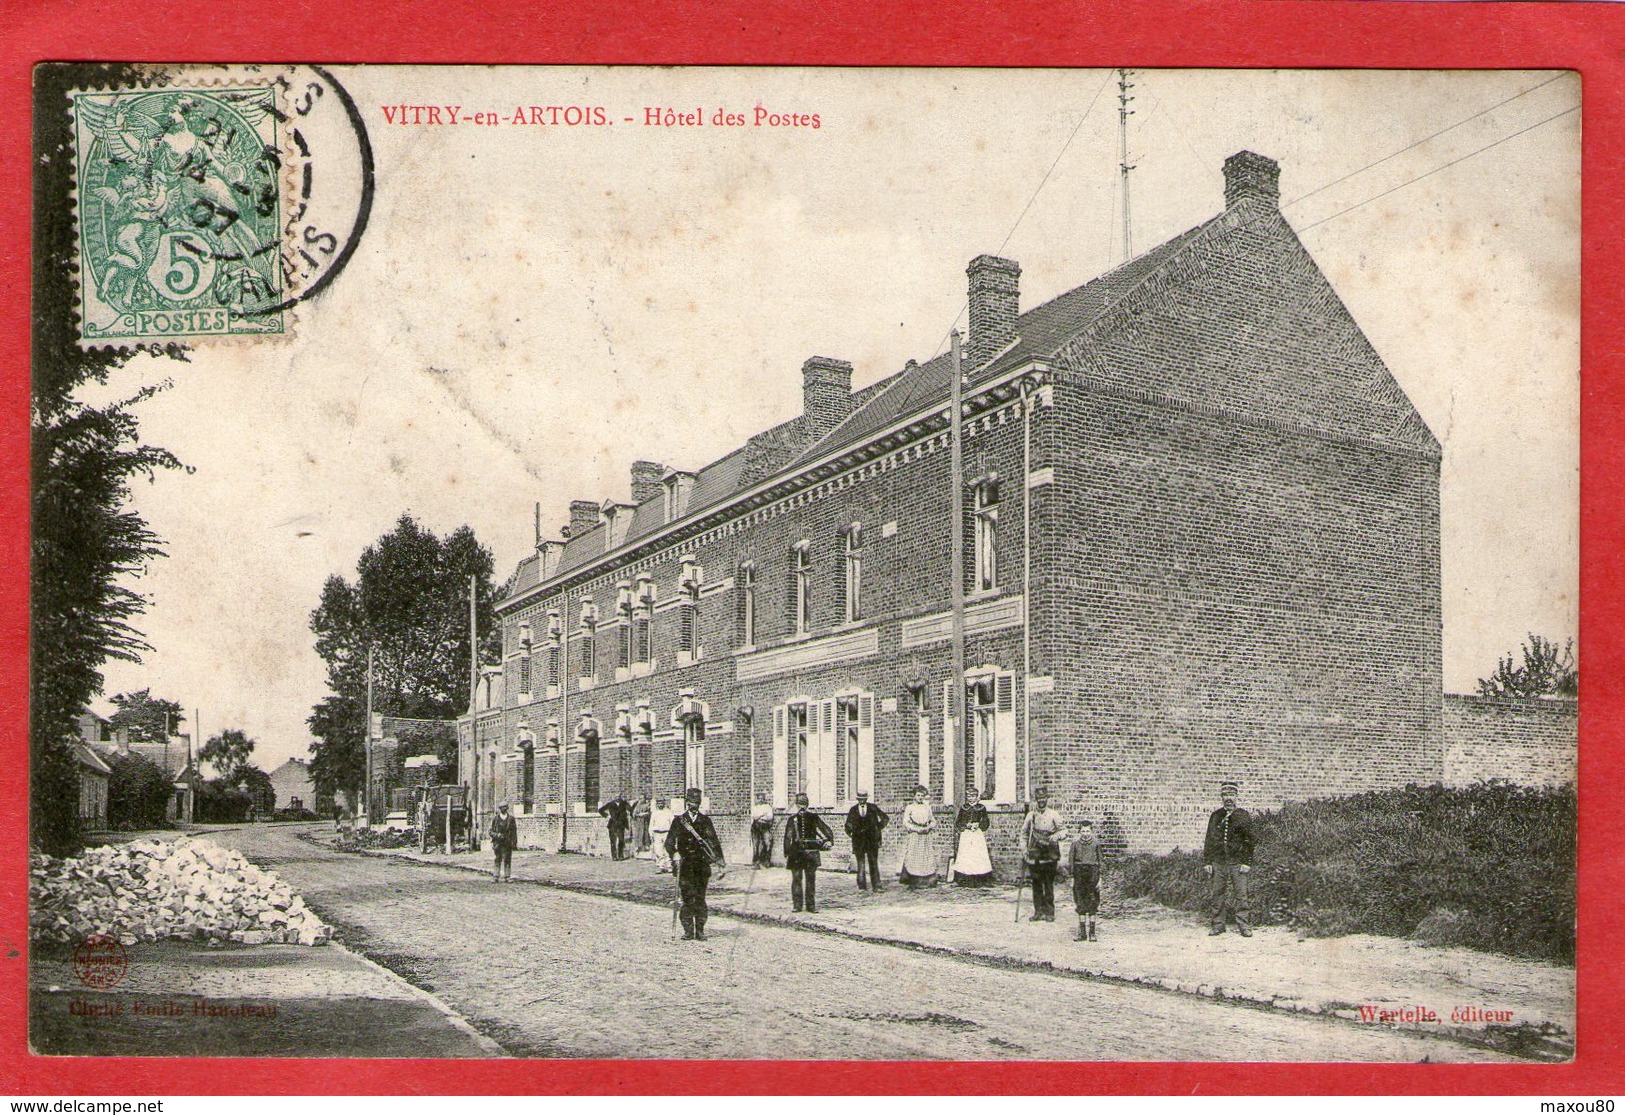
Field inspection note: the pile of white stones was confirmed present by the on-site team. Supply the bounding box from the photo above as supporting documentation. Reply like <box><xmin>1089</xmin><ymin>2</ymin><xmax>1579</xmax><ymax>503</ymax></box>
<box><xmin>30</xmin><ymin>837</ymin><xmax>333</xmax><ymax>947</ymax></box>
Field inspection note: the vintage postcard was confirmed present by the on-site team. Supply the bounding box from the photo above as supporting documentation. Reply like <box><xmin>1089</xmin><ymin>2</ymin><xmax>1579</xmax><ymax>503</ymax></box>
<box><xmin>29</xmin><ymin>64</ymin><xmax>1579</xmax><ymax>1066</ymax></box>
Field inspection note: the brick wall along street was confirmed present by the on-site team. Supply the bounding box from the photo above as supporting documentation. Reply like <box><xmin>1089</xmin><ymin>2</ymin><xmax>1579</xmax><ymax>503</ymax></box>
<box><xmin>459</xmin><ymin>150</ymin><xmax>1444</xmax><ymax>865</ymax></box>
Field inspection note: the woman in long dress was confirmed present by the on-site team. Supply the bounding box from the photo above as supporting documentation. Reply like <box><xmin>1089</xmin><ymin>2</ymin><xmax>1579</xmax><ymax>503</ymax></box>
<box><xmin>952</xmin><ymin>792</ymin><xmax>994</xmax><ymax>886</ymax></box>
<box><xmin>897</xmin><ymin>785</ymin><xmax>939</xmax><ymax>888</ymax></box>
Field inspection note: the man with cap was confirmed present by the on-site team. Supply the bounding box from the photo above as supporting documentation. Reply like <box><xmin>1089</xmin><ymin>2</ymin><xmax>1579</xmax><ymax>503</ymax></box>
<box><xmin>664</xmin><ymin>788</ymin><xmax>724</xmax><ymax>940</ymax></box>
<box><xmin>784</xmin><ymin>792</ymin><xmax>835</xmax><ymax>913</ymax></box>
<box><xmin>844</xmin><ymin>790</ymin><xmax>889</xmax><ymax>893</ymax></box>
<box><xmin>1019</xmin><ymin>788</ymin><xmax>1069</xmax><ymax>921</ymax></box>
<box><xmin>488</xmin><ymin>802</ymin><xmax>518</xmax><ymax>882</ymax></box>
<box><xmin>1203</xmin><ymin>781</ymin><xmax>1255</xmax><ymax>936</ymax></box>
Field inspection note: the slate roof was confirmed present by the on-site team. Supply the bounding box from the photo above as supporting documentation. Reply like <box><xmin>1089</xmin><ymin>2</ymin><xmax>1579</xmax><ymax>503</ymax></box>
<box><xmin>513</xmin><ymin>198</ymin><xmax>1436</xmax><ymax>597</ymax></box>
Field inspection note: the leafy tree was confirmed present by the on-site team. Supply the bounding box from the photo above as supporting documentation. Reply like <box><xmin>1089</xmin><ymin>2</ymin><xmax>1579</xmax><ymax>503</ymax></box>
<box><xmin>108</xmin><ymin>689</ymin><xmax>186</xmax><ymax>745</ymax></box>
<box><xmin>105</xmin><ymin>751</ymin><xmax>173</xmax><ymax>830</ymax></box>
<box><xmin>31</xmin><ymin>64</ymin><xmax>187</xmax><ymax>855</ymax></box>
<box><xmin>199</xmin><ymin>727</ymin><xmax>256</xmax><ymax>785</ymax></box>
<box><xmin>1477</xmin><ymin>634</ymin><xmax>1578</xmax><ymax>699</ymax></box>
<box><xmin>307</xmin><ymin>515</ymin><xmax>499</xmax><ymax>803</ymax></box>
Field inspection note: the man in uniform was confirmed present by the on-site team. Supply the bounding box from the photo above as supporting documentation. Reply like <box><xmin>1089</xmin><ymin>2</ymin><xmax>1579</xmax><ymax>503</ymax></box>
<box><xmin>784</xmin><ymin>792</ymin><xmax>834</xmax><ymax>913</ymax></box>
<box><xmin>1019</xmin><ymin>787</ymin><xmax>1069</xmax><ymax>921</ymax></box>
<box><xmin>664</xmin><ymin>788</ymin><xmax>723</xmax><ymax>940</ymax></box>
<box><xmin>598</xmin><ymin>794</ymin><xmax>633</xmax><ymax>861</ymax></box>
<box><xmin>1203</xmin><ymin>780</ymin><xmax>1255</xmax><ymax>936</ymax></box>
<box><xmin>843</xmin><ymin>790</ymin><xmax>888</xmax><ymax>892</ymax></box>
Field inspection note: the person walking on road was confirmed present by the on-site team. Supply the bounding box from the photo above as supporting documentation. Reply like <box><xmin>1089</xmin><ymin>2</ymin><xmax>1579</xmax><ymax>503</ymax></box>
<box><xmin>844</xmin><ymin>791</ymin><xmax>888</xmax><ymax>892</ymax></box>
<box><xmin>750</xmin><ymin>795</ymin><xmax>776</xmax><ymax>868</ymax></box>
<box><xmin>598</xmin><ymin>795</ymin><xmax>633</xmax><ymax>861</ymax></box>
<box><xmin>665</xmin><ymin>788</ymin><xmax>724</xmax><ymax>940</ymax></box>
<box><xmin>1070</xmin><ymin>818</ymin><xmax>1102</xmax><ymax>941</ymax></box>
<box><xmin>785</xmin><ymin>793</ymin><xmax>835</xmax><ymax>912</ymax></box>
<box><xmin>1020</xmin><ymin>788</ymin><xmax>1068</xmax><ymax>921</ymax></box>
<box><xmin>897</xmin><ymin>785</ymin><xmax>939</xmax><ymax>888</ymax></box>
<box><xmin>1204</xmin><ymin>780</ymin><xmax>1255</xmax><ymax>937</ymax></box>
<box><xmin>651</xmin><ymin>797</ymin><xmax>675</xmax><ymax>873</ymax></box>
<box><xmin>952</xmin><ymin>792</ymin><xmax>994</xmax><ymax>887</ymax></box>
<box><xmin>489</xmin><ymin>802</ymin><xmax>518</xmax><ymax>883</ymax></box>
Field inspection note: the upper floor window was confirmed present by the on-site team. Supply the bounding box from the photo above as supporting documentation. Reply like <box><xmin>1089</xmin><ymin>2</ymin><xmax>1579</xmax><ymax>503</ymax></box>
<box><xmin>973</xmin><ymin>479</ymin><xmax>1001</xmax><ymax>593</ymax></box>
<box><xmin>634</xmin><ymin>576</ymin><xmax>655</xmax><ymax>665</ymax></box>
<box><xmin>737</xmin><ymin>561</ymin><xmax>757</xmax><ymax>648</ymax></box>
<box><xmin>843</xmin><ymin>524</ymin><xmax>864</xmax><ymax>623</ymax></box>
<box><xmin>789</xmin><ymin>541</ymin><xmax>811</xmax><ymax>635</ymax></box>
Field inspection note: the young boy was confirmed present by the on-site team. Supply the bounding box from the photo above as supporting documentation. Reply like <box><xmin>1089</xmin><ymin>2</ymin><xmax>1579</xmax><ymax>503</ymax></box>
<box><xmin>1071</xmin><ymin>819</ymin><xmax>1101</xmax><ymax>941</ymax></box>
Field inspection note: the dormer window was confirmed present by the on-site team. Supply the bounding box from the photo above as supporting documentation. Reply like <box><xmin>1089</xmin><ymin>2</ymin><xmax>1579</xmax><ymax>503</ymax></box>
<box><xmin>663</xmin><ymin>471</ymin><xmax>695</xmax><ymax>523</ymax></box>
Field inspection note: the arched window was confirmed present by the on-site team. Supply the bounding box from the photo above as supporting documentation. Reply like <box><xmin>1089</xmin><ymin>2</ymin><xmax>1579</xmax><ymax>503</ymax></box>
<box><xmin>737</xmin><ymin>561</ymin><xmax>757</xmax><ymax>648</ymax></box>
<box><xmin>843</xmin><ymin>524</ymin><xmax>864</xmax><ymax>623</ymax></box>
<box><xmin>789</xmin><ymin>541</ymin><xmax>811</xmax><ymax>635</ymax></box>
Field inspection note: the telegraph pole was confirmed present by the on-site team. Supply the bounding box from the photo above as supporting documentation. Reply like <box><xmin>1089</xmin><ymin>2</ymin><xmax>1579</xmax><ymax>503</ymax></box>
<box><xmin>364</xmin><ymin>644</ymin><xmax>374</xmax><ymax>828</ymax></box>
<box><xmin>468</xmin><ymin>574</ymin><xmax>479</xmax><ymax>713</ymax></box>
<box><xmin>1117</xmin><ymin>68</ymin><xmax>1136</xmax><ymax>261</ymax></box>
<box><xmin>949</xmin><ymin>330</ymin><xmax>967</xmax><ymax>807</ymax></box>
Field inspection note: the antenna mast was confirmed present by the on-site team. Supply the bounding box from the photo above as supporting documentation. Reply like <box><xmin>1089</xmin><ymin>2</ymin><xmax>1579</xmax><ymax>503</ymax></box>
<box><xmin>1117</xmin><ymin>68</ymin><xmax>1136</xmax><ymax>261</ymax></box>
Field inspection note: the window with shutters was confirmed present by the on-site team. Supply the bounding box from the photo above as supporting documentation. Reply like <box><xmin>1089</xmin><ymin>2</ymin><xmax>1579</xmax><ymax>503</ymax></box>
<box><xmin>579</xmin><ymin>622</ymin><xmax>596</xmax><ymax>682</ymax></box>
<box><xmin>835</xmin><ymin>692</ymin><xmax>875</xmax><ymax>801</ymax></box>
<box><xmin>968</xmin><ymin>676</ymin><xmax>995</xmax><ymax>799</ymax></box>
<box><xmin>962</xmin><ymin>669</ymin><xmax>1018</xmax><ymax>803</ymax></box>
<box><xmin>789</xmin><ymin>541</ymin><xmax>811</xmax><ymax>635</ymax></box>
<box><xmin>839</xmin><ymin>698</ymin><xmax>859</xmax><ymax>801</ymax></box>
<box><xmin>547</xmin><ymin>641</ymin><xmax>561</xmax><ymax>694</ymax></box>
<box><xmin>737</xmin><ymin>561</ymin><xmax>757</xmax><ymax>648</ymax></box>
<box><xmin>973</xmin><ymin>480</ymin><xmax>1001</xmax><ymax>593</ymax></box>
<box><xmin>771</xmin><ymin>704</ymin><xmax>790</xmax><ymax>808</ymax></box>
<box><xmin>790</xmin><ymin>702</ymin><xmax>810</xmax><ymax>796</ymax></box>
<box><xmin>683</xmin><ymin>716</ymin><xmax>705</xmax><ymax>792</ymax></box>
<box><xmin>843</xmin><ymin>524</ymin><xmax>864</xmax><ymax>623</ymax></box>
<box><xmin>521</xmin><ymin>742</ymin><xmax>535</xmax><ymax>813</ymax></box>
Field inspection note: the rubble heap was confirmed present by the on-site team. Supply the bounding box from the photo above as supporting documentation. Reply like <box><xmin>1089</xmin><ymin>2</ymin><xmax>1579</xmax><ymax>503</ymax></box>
<box><xmin>30</xmin><ymin>837</ymin><xmax>333</xmax><ymax>947</ymax></box>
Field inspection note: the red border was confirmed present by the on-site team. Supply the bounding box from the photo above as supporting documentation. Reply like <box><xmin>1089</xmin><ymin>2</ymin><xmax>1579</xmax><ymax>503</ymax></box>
<box><xmin>4</xmin><ymin>0</ymin><xmax>1622</xmax><ymax>1095</ymax></box>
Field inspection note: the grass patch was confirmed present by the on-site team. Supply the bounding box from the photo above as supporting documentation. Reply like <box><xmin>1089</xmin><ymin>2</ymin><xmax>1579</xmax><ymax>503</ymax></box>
<box><xmin>1111</xmin><ymin>782</ymin><xmax>1575</xmax><ymax>964</ymax></box>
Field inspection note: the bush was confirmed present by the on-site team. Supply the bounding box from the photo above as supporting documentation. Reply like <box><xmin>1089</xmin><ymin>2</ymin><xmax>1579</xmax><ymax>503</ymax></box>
<box><xmin>106</xmin><ymin>752</ymin><xmax>173</xmax><ymax>830</ymax></box>
<box><xmin>274</xmin><ymin>807</ymin><xmax>319</xmax><ymax>822</ymax></box>
<box><xmin>1111</xmin><ymin>782</ymin><xmax>1575</xmax><ymax>964</ymax></box>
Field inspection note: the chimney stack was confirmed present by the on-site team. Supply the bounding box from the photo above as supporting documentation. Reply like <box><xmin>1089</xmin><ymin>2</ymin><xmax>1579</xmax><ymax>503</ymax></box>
<box><xmin>1223</xmin><ymin>150</ymin><xmax>1280</xmax><ymax>211</ymax></box>
<box><xmin>567</xmin><ymin>499</ymin><xmax>599</xmax><ymax>539</ymax></box>
<box><xmin>630</xmin><ymin>460</ymin><xmax>665</xmax><ymax>505</ymax></box>
<box><xmin>966</xmin><ymin>254</ymin><xmax>1021</xmax><ymax>368</ymax></box>
<box><xmin>802</xmin><ymin>356</ymin><xmax>854</xmax><ymax>442</ymax></box>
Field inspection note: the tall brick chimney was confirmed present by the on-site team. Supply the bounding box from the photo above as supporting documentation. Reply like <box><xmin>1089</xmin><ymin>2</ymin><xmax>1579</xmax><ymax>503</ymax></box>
<box><xmin>1223</xmin><ymin>150</ymin><xmax>1280</xmax><ymax>211</ymax></box>
<box><xmin>966</xmin><ymin>254</ymin><xmax>1021</xmax><ymax>368</ymax></box>
<box><xmin>630</xmin><ymin>460</ymin><xmax>665</xmax><ymax>505</ymax></box>
<box><xmin>802</xmin><ymin>356</ymin><xmax>854</xmax><ymax>442</ymax></box>
<box><xmin>567</xmin><ymin>499</ymin><xmax>599</xmax><ymax>539</ymax></box>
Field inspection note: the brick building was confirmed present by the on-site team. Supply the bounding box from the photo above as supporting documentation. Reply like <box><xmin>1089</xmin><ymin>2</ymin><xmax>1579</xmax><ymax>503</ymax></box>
<box><xmin>461</xmin><ymin>151</ymin><xmax>1444</xmax><ymax>861</ymax></box>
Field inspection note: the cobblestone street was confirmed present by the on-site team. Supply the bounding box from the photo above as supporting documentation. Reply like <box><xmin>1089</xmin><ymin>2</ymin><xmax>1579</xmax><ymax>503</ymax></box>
<box><xmin>210</xmin><ymin>826</ymin><xmax>1517</xmax><ymax>1061</ymax></box>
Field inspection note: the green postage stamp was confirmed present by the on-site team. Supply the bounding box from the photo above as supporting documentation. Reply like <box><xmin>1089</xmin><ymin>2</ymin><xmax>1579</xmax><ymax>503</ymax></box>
<box><xmin>70</xmin><ymin>82</ymin><xmax>287</xmax><ymax>346</ymax></box>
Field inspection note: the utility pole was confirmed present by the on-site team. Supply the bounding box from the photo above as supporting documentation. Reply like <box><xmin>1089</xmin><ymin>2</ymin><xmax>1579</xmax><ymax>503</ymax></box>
<box><xmin>559</xmin><ymin>599</ymin><xmax>571</xmax><ymax>853</ymax></box>
<box><xmin>468</xmin><ymin>574</ymin><xmax>479</xmax><ymax>714</ymax></box>
<box><xmin>364</xmin><ymin>644</ymin><xmax>374</xmax><ymax>828</ymax></box>
<box><xmin>949</xmin><ymin>330</ymin><xmax>967</xmax><ymax>807</ymax></box>
<box><xmin>1117</xmin><ymin>68</ymin><xmax>1136</xmax><ymax>262</ymax></box>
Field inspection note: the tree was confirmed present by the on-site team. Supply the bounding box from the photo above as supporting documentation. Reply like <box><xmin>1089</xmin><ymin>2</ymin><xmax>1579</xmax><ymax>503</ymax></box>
<box><xmin>105</xmin><ymin>751</ymin><xmax>173</xmax><ymax>830</ymax></box>
<box><xmin>31</xmin><ymin>64</ymin><xmax>187</xmax><ymax>855</ymax></box>
<box><xmin>108</xmin><ymin>689</ymin><xmax>186</xmax><ymax>745</ymax></box>
<box><xmin>1477</xmin><ymin>634</ymin><xmax>1578</xmax><ymax>699</ymax></box>
<box><xmin>199</xmin><ymin>728</ymin><xmax>256</xmax><ymax>785</ymax></box>
<box><xmin>307</xmin><ymin>515</ymin><xmax>500</xmax><ymax>802</ymax></box>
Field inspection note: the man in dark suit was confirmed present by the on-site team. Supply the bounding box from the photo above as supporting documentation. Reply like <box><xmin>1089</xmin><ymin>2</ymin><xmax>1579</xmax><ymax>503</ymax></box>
<box><xmin>1203</xmin><ymin>780</ymin><xmax>1255</xmax><ymax>937</ymax></box>
<box><xmin>598</xmin><ymin>795</ymin><xmax>633</xmax><ymax>860</ymax></box>
<box><xmin>784</xmin><ymin>792</ymin><xmax>835</xmax><ymax>913</ymax></box>
<box><xmin>664</xmin><ymin>788</ymin><xmax>723</xmax><ymax>940</ymax></box>
<box><xmin>488</xmin><ymin>802</ymin><xmax>518</xmax><ymax>883</ymax></box>
<box><xmin>844</xmin><ymin>790</ymin><xmax>889</xmax><ymax>892</ymax></box>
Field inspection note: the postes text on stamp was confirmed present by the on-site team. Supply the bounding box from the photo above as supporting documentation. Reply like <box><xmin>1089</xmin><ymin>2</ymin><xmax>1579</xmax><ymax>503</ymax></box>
<box><xmin>71</xmin><ymin>83</ymin><xmax>286</xmax><ymax>346</ymax></box>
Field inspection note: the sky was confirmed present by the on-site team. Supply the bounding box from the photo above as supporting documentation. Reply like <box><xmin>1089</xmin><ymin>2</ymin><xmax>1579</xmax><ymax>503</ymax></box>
<box><xmin>82</xmin><ymin>67</ymin><xmax>1580</xmax><ymax>770</ymax></box>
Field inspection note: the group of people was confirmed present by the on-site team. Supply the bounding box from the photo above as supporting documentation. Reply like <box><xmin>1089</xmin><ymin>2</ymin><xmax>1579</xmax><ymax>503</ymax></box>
<box><xmin>488</xmin><ymin>780</ymin><xmax>1259</xmax><ymax>944</ymax></box>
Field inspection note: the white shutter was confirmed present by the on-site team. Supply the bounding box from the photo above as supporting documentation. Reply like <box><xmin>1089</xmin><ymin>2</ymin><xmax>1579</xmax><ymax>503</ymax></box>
<box><xmin>995</xmin><ymin>672</ymin><xmax>1017</xmax><ymax>803</ymax></box>
<box><xmin>942</xmin><ymin>680</ymin><xmax>956</xmax><ymax>805</ymax></box>
<box><xmin>917</xmin><ymin>707</ymin><xmax>931</xmax><ymax>796</ymax></box>
<box><xmin>817</xmin><ymin>699</ymin><xmax>838</xmax><ymax>807</ymax></box>
<box><xmin>857</xmin><ymin>695</ymin><xmax>875</xmax><ymax>797</ymax></box>
<box><xmin>772</xmin><ymin>706</ymin><xmax>788</xmax><ymax>809</ymax></box>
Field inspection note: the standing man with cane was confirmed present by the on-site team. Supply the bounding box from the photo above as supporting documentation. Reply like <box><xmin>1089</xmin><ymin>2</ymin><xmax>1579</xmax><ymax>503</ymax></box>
<box><xmin>665</xmin><ymin>788</ymin><xmax>723</xmax><ymax>940</ymax></box>
<box><xmin>1019</xmin><ymin>788</ymin><xmax>1069</xmax><ymax>922</ymax></box>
